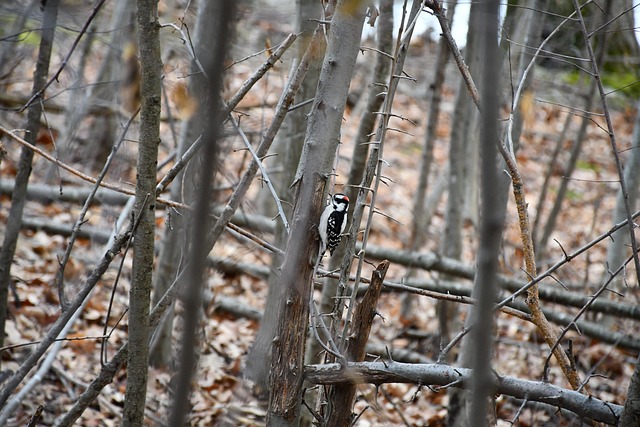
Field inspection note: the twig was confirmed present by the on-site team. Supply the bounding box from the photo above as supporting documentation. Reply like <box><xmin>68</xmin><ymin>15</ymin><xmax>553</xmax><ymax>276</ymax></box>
<box><xmin>229</xmin><ymin>114</ymin><xmax>289</xmax><ymax>233</ymax></box>
<box><xmin>542</xmin><ymin>252</ymin><xmax>634</xmax><ymax>373</ymax></box>
<box><xmin>101</xmin><ymin>196</ymin><xmax>147</xmax><ymax>366</ymax></box>
<box><xmin>505</xmin><ymin>5</ymin><xmax>581</xmax><ymax>155</ymax></box>
<box><xmin>310</xmin><ymin>298</ymin><xmax>345</xmax><ymax>364</ymax></box>
<box><xmin>155</xmin><ymin>33</ymin><xmax>297</xmax><ymax>194</ymax></box>
<box><xmin>503</xmin><ymin>145</ymin><xmax>583</xmax><ymax>390</ymax></box>
<box><xmin>0</xmin><ymin>335</ymin><xmax>109</xmax><ymax>354</ymax></box>
<box><xmin>0</xmin><ymin>125</ymin><xmax>138</xmax><ymax>199</ymax></box>
<box><xmin>55</xmin><ymin>107</ymin><xmax>140</xmax><ymax>311</ymax></box>
<box><xmin>206</xmin><ymin>27</ymin><xmax>322</xmax><ymax>250</ymax></box>
<box><xmin>0</xmin><ymin>125</ymin><xmax>281</xmax><ymax>255</ymax></box>
<box><xmin>225</xmin><ymin>33</ymin><xmax>298</xmax><ymax>111</ymax></box>
<box><xmin>509</xmin><ymin>398</ymin><xmax>529</xmax><ymax>426</ymax></box>
<box><xmin>0</xmin><ymin>223</ymin><xmax>134</xmax><ymax>408</ymax></box>
<box><xmin>425</xmin><ymin>0</ymin><xmax>480</xmax><ymax>110</ymax></box>
<box><xmin>26</xmin><ymin>405</ymin><xmax>45</xmax><ymax>427</ymax></box>
<box><xmin>380</xmin><ymin>386</ymin><xmax>413</xmax><ymax>427</ymax></box>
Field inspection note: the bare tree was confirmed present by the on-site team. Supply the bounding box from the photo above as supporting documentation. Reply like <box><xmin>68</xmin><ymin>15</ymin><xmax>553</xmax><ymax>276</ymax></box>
<box><xmin>122</xmin><ymin>0</ymin><xmax>162</xmax><ymax>424</ymax></box>
<box><xmin>150</xmin><ymin>0</ymin><xmax>219</xmax><ymax>370</ymax></box>
<box><xmin>468</xmin><ymin>0</ymin><xmax>503</xmax><ymax>423</ymax></box>
<box><xmin>168</xmin><ymin>2</ymin><xmax>237</xmax><ymax>424</ymax></box>
<box><xmin>0</xmin><ymin>0</ymin><xmax>60</xmax><ymax>351</ymax></box>
<box><xmin>246</xmin><ymin>0</ymin><xmax>324</xmax><ymax>394</ymax></box>
<box><xmin>309</xmin><ymin>0</ymin><xmax>394</xmax><ymax>376</ymax></box>
<box><xmin>267</xmin><ymin>1</ymin><xmax>368</xmax><ymax>424</ymax></box>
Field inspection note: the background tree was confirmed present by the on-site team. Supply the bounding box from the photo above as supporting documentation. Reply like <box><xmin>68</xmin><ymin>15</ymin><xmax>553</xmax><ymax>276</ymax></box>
<box><xmin>0</xmin><ymin>0</ymin><xmax>60</xmax><ymax>352</ymax></box>
<box><xmin>267</xmin><ymin>1</ymin><xmax>368</xmax><ymax>423</ymax></box>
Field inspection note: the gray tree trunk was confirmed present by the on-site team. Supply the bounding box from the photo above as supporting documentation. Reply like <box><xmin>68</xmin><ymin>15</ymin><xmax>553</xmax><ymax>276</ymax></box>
<box><xmin>441</xmin><ymin>7</ymin><xmax>481</xmax><ymax>423</ymax></box>
<box><xmin>308</xmin><ymin>0</ymin><xmax>394</xmax><ymax>369</ymax></box>
<box><xmin>150</xmin><ymin>0</ymin><xmax>215</xmax><ymax>369</ymax></box>
<box><xmin>123</xmin><ymin>0</ymin><xmax>162</xmax><ymax>424</ymax></box>
<box><xmin>245</xmin><ymin>0</ymin><xmax>323</xmax><ymax>395</ymax></box>
<box><xmin>167</xmin><ymin>1</ymin><xmax>235</xmax><ymax>423</ymax></box>
<box><xmin>468</xmin><ymin>0</ymin><xmax>503</xmax><ymax>423</ymax></box>
<box><xmin>448</xmin><ymin>0</ymin><xmax>547</xmax><ymax>424</ymax></box>
<box><xmin>535</xmin><ymin>82</ymin><xmax>596</xmax><ymax>256</ymax></box>
<box><xmin>401</xmin><ymin>0</ymin><xmax>456</xmax><ymax>320</ymax></box>
<box><xmin>266</xmin><ymin>1</ymin><xmax>367</xmax><ymax>424</ymax></box>
<box><xmin>0</xmin><ymin>0</ymin><xmax>59</xmax><ymax>351</ymax></box>
<box><xmin>621</xmin><ymin>352</ymin><xmax>640</xmax><ymax>426</ymax></box>
<box><xmin>603</xmin><ymin>100</ymin><xmax>640</xmax><ymax>290</ymax></box>
<box><xmin>438</xmin><ymin>6</ymin><xmax>479</xmax><ymax>361</ymax></box>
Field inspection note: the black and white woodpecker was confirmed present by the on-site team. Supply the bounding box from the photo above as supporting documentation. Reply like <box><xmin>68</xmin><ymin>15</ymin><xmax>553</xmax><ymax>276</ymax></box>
<box><xmin>318</xmin><ymin>193</ymin><xmax>350</xmax><ymax>257</ymax></box>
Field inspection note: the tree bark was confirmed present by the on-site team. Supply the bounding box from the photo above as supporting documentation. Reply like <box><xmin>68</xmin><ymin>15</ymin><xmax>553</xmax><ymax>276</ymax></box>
<box><xmin>325</xmin><ymin>261</ymin><xmax>389</xmax><ymax>426</ymax></box>
<box><xmin>309</xmin><ymin>0</ymin><xmax>393</xmax><ymax>379</ymax></box>
<box><xmin>123</xmin><ymin>0</ymin><xmax>162</xmax><ymax>424</ymax></box>
<box><xmin>150</xmin><ymin>0</ymin><xmax>216</xmax><ymax>369</ymax></box>
<box><xmin>469</xmin><ymin>1</ymin><xmax>502</xmax><ymax>424</ymax></box>
<box><xmin>266</xmin><ymin>1</ymin><xmax>367</xmax><ymax>425</ymax></box>
<box><xmin>621</xmin><ymin>353</ymin><xmax>640</xmax><ymax>426</ymax></box>
<box><xmin>246</xmin><ymin>0</ymin><xmax>323</xmax><ymax>395</ymax></box>
<box><xmin>406</xmin><ymin>0</ymin><xmax>456</xmax><ymax>253</ymax></box>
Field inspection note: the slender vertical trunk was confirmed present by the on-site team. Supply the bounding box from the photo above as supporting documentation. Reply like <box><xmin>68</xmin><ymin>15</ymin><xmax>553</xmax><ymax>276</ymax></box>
<box><xmin>167</xmin><ymin>2</ymin><xmax>235</xmax><ymax>425</ymax></box>
<box><xmin>123</xmin><ymin>0</ymin><xmax>162</xmax><ymax>424</ymax></box>
<box><xmin>604</xmin><ymin>100</ymin><xmax>640</xmax><ymax>290</ymax></box>
<box><xmin>621</xmin><ymin>352</ymin><xmax>640</xmax><ymax>426</ymax></box>
<box><xmin>400</xmin><ymin>0</ymin><xmax>455</xmax><ymax>319</ymax></box>
<box><xmin>469</xmin><ymin>0</ymin><xmax>502</xmax><ymax>424</ymax></box>
<box><xmin>150</xmin><ymin>0</ymin><xmax>216</xmax><ymax>369</ymax></box>
<box><xmin>0</xmin><ymin>0</ymin><xmax>59</xmax><ymax>350</ymax></box>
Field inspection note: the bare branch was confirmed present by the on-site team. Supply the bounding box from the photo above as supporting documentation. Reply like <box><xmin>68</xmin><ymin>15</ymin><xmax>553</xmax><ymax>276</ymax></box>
<box><xmin>304</xmin><ymin>362</ymin><xmax>622</xmax><ymax>424</ymax></box>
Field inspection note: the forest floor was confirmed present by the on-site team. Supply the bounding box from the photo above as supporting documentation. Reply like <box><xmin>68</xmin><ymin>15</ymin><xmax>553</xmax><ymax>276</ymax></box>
<box><xmin>0</xmin><ymin>3</ymin><xmax>639</xmax><ymax>426</ymax></box>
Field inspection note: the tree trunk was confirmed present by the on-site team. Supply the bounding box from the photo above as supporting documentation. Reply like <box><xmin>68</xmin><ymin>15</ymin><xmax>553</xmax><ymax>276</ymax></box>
<box><xmin>468</xmin><ymin>0</ymin><xmax>502</xmax><ymax>423</ymax></box>
<box><xmin>0</xmin><ymin>0</ymin><xmax>59</xmax><ymax>351</ymax></box>
<box><xmin>150</xmin><ymin>0</ymin><xmax>215</xmax><ymax>369</ymax></box>
<box><xmin>122</xmin><ymin>0</ymin><xmax>162</xmax><ymax>424</ymax></box>
<box><xmin>325</xmin><ymin>261</ymin><xmax>389</xmax><ymax>426</ymax></box>
<box><xmin>536</xmin><ymin>2</ymin><xmax>611</xmax><ymax>256</ymax></box>
<box><xmin>167</xmin><ymin>1</ymin><xmax>236</xmax><ymax>424</ymax></box>
<box><xmin>446</xmin><ymin>0</ymin><xmax>550</xmax><ymax>423</ymax></box>
<box><xmin>443</xmin><ymin>5</ymin><xmax>481</xmax><ymax>423</ymax></box>
<box><xmin>621</xmin><ymin>353</ymin><xmax>640</xmax><ymax>426</ymax></box>
<box><xmin>603</xmin><ymin>100</ymin><xmax>640</xmax><ymax>291</ymax></box>
<box><xmin>246</xmin><ymin>0</ymin><xmax>323</xmax><ymax>395</ymax></box>
<box><xmin>438</xmin><ymin>19</ymin><xmax>475</xmax><ymax>363</ymax></box>
<box><xmin>266</xmin><ymin>1</ymin><xmax>367</xmax><ymax>425</ymax></box>
<box><xmin>308</xmin><ymin>0</ymin><xmax>393</xmax><ymax>375</ymax></box>
<box><xmin>401</xmin><ymin>0</ymin><xmax>456</xmax><ymax>321</ymax></box>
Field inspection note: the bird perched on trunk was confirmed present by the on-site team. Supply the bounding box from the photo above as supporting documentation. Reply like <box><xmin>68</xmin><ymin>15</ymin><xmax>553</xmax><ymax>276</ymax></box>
<box><xmin>318</xmin><ymin>193</ymin><xmax>349</xmax><ymax>257</ymax></box>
